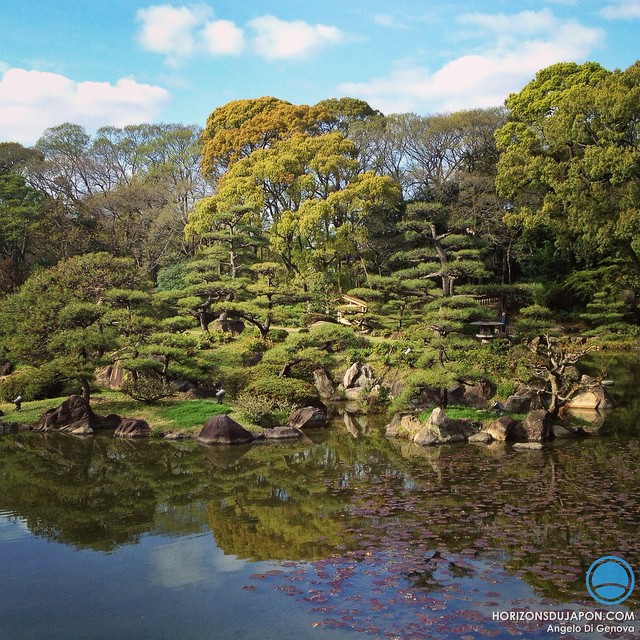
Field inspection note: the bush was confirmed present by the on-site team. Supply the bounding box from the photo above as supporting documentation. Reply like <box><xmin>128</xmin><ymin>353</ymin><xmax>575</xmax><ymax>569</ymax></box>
<box><xmin>234</xmin><ymin>392</ymin><xmax>295</xmax><ymax>428</ymax></box>
<box><xmin>302</xmin><ymin>323</ymin><xmax>369</xmax><ymax>352</ymax></box>
<box><xmin>267</xmin><ymin>328</ymin><xmax>289</xmax><ymax>343</ymax></box>
<box><xmin>244</xmin><ymin>375</ymin><xmax>319</xmax><ymax>407</ymax></box>
<box><xmin>121</xmin><ymin>373</ymin><xmax>173</xmax><ymax>404</ymax></box>
<box><xmin>0</xmin><ymin>365</ymin><xmax>63</xmax><ymax>402</ymax></box>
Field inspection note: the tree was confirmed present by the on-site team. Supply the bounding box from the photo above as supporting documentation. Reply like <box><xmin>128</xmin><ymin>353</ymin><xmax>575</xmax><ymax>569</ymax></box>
<box><xmin>397</xmin><ymin>202</ymin><xmax>489</xmax><ymax>297</ymax></box>
<box><xmin>0</xmin><ymin>253</ymin><xmax>149</xmax><ymax>401</ymax></box>
<box><xmin>496</xmin><ymin>61</ymin><xmax>640</xmax><ymax>276</ymax></box>
<box><xmin>521</xmin><ymin>336</ymin><xmax>592</xmax><ymax>415</ymax></box>
<box><xmin>199</xmin><ymin>97</ymin><xmax>328</xmax><ymax>180</ymax></box>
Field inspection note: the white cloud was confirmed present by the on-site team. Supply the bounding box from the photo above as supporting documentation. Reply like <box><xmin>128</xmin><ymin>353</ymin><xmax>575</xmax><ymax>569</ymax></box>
<box><xmin>600</xmin><ymin>0</ymin><xmax>640</xmax><ymax>19</ymax></box>
<box><xmin>340</xmin><ymin>10</ymin><xmax>603</xmax><ymax>115</ymax></box>
<box><xmin>372</xmin><ymin>14</ymin><xmax>408</xmax><ymax>30</ymax></box>
<box><xmin>249</xmin><ymin>15</ymin><xmax>346</xmax><ymax>60</ymax></box>
<box><xmin>0</xmin><ymin>68</ymin><xmax>170</xmax><ymax>146</ymax></box>
<box><xmin>136</xmin><ymin>4</ymin><xmax>346</xmax><ymax>63</ymax></box>
<box><xmin>136</xmin><ymin>4</ymin><xmax>213</xmax><ymax>66</ymax></box>
<box><xmin>202</xmin><ymin>19</ymin><xmax>245</xmax><ymax>56</ymax></box>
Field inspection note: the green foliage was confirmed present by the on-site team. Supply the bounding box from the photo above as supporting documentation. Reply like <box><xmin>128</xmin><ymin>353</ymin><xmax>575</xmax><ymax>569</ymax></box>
<box><xmin>300</xmin><ymin>323</ymin><xmax>369</xmax><ymax>352</ymax></box>
<box><xmin>234</xmin><ymin>391</ymin><xmax>296</xmax><ymax>428</ymax></box>
<box><xmin>160</xmin><ymin>400</ymin><xmax>229</xmax><ymax>429</ymax></box>
<box><xmin>155</xmin><ymin>261</ymin><xmax>190</xmax><ymax>292</ymax></box>
<box><xmin>0</xmin><ymin>365</ymin><xmax>63</xmax><ymax>402</ymax></box>
<box><xmin>514</xmin><ymin>304</ymin><xmax>558</xmax><ymax>337</ymax></box>
<box><xmin>244</xmin><ymin>376</ymin><xmax>319</xmax><ymax>407</ymax></box>
<box><xmin>121</xmin><ymin>373</ymin><xmax>174</xmax><ymax>404</ymax></box>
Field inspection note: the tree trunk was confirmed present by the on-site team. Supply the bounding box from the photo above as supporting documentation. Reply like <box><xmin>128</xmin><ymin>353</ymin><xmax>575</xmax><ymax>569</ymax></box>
<box><xmin>80</xmin><ymin>378</ymin><xmax>91</xmax><ymax>403</ymax></box>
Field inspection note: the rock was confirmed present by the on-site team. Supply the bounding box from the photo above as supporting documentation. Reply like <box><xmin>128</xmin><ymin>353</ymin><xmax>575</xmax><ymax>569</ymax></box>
<box><xmin>413</xmin><ymin>407</ymin><xmax>478</xmax><ymax>446</ymax></box>
<box><xmin>565</xmin><ymin>375</ymin><xmax>614</xmax><ymax>411</ymax></box>
<box><xmin>343</xmin><ymin>387</ymin><xmax>364</xmax><ymax>401</ymax></box>
<box><xmin>115</xmin><ymin>418</ymin><xmax>151</xmax><ymax>438</ymax></box>
<box><xmin>522</xmin><ymin>409</ymin><xmax>552</xmax><ymax>441</ymax></box>
<box><xmin>100</xmin><ymin>413</ymin><xmax>122</xmax><ymax>429</ymax></box>
<box><xmin>196</xmin><ymin>415</ymin><xmax>254</xmax><ymax>445</ymax></box>
<box><xmin>287</xmin><ymin>406</ymin><xmax>328</xmax><ymax>429</ymax></box>
<box><xmin>95</xmin><ymin>361</ymin><xmax>126</xmax><ymax>390</ymax></box>
<box><xmin>211</xmin><ymin>312</ymin><xmax>244</xmax><ymax>336</ymax></box>
<box><xmin>342</xmin><ymin>362</ymin><xmax>375</xmax><ymax>390</ymax></box>
<box><xmin>567</xmin><ymin>388</ymin><xmax>612</xmax><ymax>410</ymax></box>
<box><xmin>461</xmin><ymin>378</ymin><xmax>496</xmax><ymax>409</ymax></box>
<box><xmin>0</xmin><ymin>362</ymin><xmax>13</xmax><ymax>376</ymax></box>
<box><xmin>513</xmin><ymin>442</ymin><xmax>544</xmax><ymax>451</ymax></box>
<box><xmin>446</xmin><ymin>383</ymin><xmax>466</xmax><ymax>405</ymax></box>
<box><xmin>385</xmin><ymin>414</ymin><xmax>423</xmax><ymax>440</ymax></box>
<box><xmin>264</xmin><ymin>426</ymin><xmax>306</xmax><ymax>440</ymax></box>
<box><xmin>343</xmin><ymin>362</ymin><xmax>361</xmax><ymax>388</ymax></box>
<box><xmin>184</xmin><ymin>385</ymin><xmax>217</xmax><ymax>399</ymax></box>
<box><xmin>503</xmin><ymin>395</ymin><xmax>531</xmax><ymax>414</ymax></box>
<box><xmin>164</xmin><ymin>432</ymin><xmax>190</xmax><ymax>440</ymax></box>
<box><xmin>33</xmin><ymin>395</ymin><xmax>101</xmax><ymax>433</ymax></box>
<box><xmin>486</xmin><ymin>416</ymin><xmax>516</xmax><ymax>442</ymax></box>
<box><xmin>411</xmin><ymin>387</ymin><xmax>447</xmax><ymax>410</ymax></box>
<box><xmin>359</xmin><ymin>365</ymin><xmax>375</xmax><ymax>390</ymax></box>
<box><xmin>70</xmin><ymin>425</ymin><xmax>94</xmax><ymax>435</ymax></box>
<box><xmin>468</xmin><ymin>431</ymin><xmax>493</xmax><ymax>444</ymax></box>
<box><xmin>173</xmin><ymin>379</ymin><xmax>196</xmax><ymax>392</ymax></box>
<box><xmin>509</xmin><ymin>422</ymin><xmax>529</xmax><ymax>440</ymax></box>
<box><xmin>0</xmin><ymin>421</ymin><xmax>24</xmax><ymax>435</ymax></box>
<box><xmin>313</xmin><ymin>368</ymin><xmax>336</xmax><ymax>399</ymax></box>
<box><xmin>551</xmin><ymin>423</ymin><xmax>585</xmax><ymax>438</ymax></box>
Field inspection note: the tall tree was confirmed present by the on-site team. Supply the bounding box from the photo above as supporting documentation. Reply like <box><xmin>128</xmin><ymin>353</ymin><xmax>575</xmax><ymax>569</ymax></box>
<box><xmin>496</xmin><ymin>61</ymin><xmax>640</xmax><ymax>277</ymax></box>
<box><xmin>0</xmin><ymin>253</ymin><xmax>149</xmax><ymax>400</ymax></box>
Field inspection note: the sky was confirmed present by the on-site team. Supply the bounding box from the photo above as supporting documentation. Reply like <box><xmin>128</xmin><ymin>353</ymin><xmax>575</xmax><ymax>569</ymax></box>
<box><xmin>0</xmin><ymin>0</ymin><xmax>638</xmax><ymax>146</ymax></box>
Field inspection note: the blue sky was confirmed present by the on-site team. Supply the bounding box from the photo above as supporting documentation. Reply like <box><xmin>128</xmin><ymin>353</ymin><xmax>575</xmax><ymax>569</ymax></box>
<box><xmin>1</xmin><ymin>0</ymin><xmax>638</xmax><ymax>145</ymax></box>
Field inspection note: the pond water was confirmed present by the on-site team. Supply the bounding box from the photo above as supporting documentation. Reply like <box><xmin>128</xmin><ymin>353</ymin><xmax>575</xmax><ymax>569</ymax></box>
<box><xmin>1</xmin><ymin>364</ymin><xmax>639</xmax><ymax>639</ymax></box>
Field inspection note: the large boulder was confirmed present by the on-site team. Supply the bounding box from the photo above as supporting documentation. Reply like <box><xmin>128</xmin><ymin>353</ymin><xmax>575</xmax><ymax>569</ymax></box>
<box><xmin>468</xmin><ymin>431</ymin><xmax>493</xmax><ymax>444</ymax></box>
<box><xmin>460</xmin><ymin>379</ymin><xmax>496</xmax><ymax>409</ymax></box>
<box><xmin>566</xmin><ymin>376</ymin><xmax>614</xmax><ymax>411</ymax></box>
<box><xmin>100</xmin><ymin>413</ymin><xmax>123</xmax><ymax>429</ymax></box>
<box><xmin>503</xmin><ymin>395</ymin><xmax>532</xmax><ymax>414</ymax></box>
<box><xmin>0</xmin><ymin>421</ymin><xmax>29</xmax><ymax>435</ymax></box>
<box><xmin>115</xmin><ymin>418</ymin><xmax>151</xmax><ymax>438</ymax></box>
<box><xmin>264</xmin><ymin>426</ymin><xmax>308</xmax><ymax>441</ymax></box>
<box><xmin>521</xmin><ymin>409</ymin><xmax>552</xmax><ymax>441</ymax></box>
<box><xmin>343</xmin><ymin>362</ymin><xmax>361</xmax><ymax>388</ymax></box>
<box><xmin>287</xmin><ymin>406</ymin><xmax>328</xmax><ymax>429</ymax></box>
<box><xmin>385</xmin><ymin>413</ymin><xmax>423</xmax><ymax>440</ymax></box>
<box><xmin>342</xmin><ymin>362</ymin><xmax>376</xmax><ymax>391</ymax></box>
<box><xmin>33</xmin><ymin>395</ymin><xmax>101</xmax><ymax>433</ymax></box>
<box><xmin>196</xmin><ymin>415</ymin><xmax>254</xmax><ymax>445</ymax></box>
<box><xmin>486</xmin><ymin>416</ymin><xmax>516</xmax><ymax>442</ymax></box>
<box><xmin>95</xmin><ymin>361</ymin><xmax>126</xmax><ymax>390</ymax></box>
<box><xmin>413</xmin><ymin>407</ymin><xmax>479</xmax><ymax>446</ymax></box>
<box><xmin>313</xmin><ymin>368</ymin><xmax>337</xmax><ymax>399</ymax></box>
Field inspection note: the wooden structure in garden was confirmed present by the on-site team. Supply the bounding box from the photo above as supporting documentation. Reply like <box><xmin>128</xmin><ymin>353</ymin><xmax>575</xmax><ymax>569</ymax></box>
<box><xmin>337</xmin><ymin>295</ymin><xmax>369</xmax><ymax>326</ymax></box>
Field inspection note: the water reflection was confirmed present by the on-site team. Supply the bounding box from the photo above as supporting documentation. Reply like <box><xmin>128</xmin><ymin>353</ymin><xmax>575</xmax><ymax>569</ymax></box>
<box><xmin>0</xmin><ymin>392</ymin><xmax>639</xmax><ymax>638</ymax></box>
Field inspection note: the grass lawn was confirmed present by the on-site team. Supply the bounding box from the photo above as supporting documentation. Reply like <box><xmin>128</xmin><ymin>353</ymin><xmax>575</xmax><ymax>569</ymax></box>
<box><xmin>418</xmin><ymin>406</ymin><xmax>527</xmax><ymax>423</ymax></box>
<box><xmin>0</xmin><ymin>390</ymin><xmax>232</xmax><ymax>436</ymax></box>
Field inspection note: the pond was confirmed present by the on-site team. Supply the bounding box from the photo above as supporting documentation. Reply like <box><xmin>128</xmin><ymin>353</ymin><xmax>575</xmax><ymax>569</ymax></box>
<box><xmin>1</xmin><ymin>365</ymin><xmax>639</xmax><ymax>639</ymax></box>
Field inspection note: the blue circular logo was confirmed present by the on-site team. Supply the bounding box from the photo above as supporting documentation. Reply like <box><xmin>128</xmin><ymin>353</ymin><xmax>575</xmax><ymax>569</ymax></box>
<box><xmin>586</xmin><ymin>556</ymin><xmax>635</xmax><ymax>605</ymax></box>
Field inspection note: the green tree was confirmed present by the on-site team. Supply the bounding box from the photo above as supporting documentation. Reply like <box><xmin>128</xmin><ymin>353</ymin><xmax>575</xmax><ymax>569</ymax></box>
<box><xmin>496</xmin><ymin>61</ymin><xmax>640</xmax><ymax>276</ymax></box>
<box><xmin>0</xmin><ymin>253</ymin><xmax>149</xmax><ymax>401</ymax></box>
